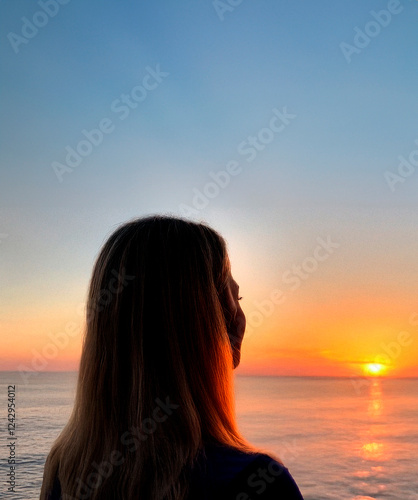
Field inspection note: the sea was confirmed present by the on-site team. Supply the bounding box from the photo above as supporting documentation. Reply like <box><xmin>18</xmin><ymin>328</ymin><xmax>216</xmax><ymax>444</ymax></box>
<box><xmin>0</xmin><ymin>372</ymin><xmax>417</xmax><ymax>499</ymax></box>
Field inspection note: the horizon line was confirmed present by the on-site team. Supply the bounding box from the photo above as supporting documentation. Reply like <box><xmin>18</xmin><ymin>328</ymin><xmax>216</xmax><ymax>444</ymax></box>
<box><xmin>0</xmin><ymin>370</ymin><xmax>417</xmax><ymax>380</ymax></box>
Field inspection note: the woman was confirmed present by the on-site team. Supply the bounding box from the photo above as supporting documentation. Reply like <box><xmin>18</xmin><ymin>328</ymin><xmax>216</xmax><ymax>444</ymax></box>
<box><xmin>40</xmin><ymin>215</ymin><xmax>304</xmax><ymax>499</ymax></box>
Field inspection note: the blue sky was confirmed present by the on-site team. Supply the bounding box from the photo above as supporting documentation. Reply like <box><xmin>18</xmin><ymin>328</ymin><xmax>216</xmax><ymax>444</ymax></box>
<box><xmin>1</xmin><ymin>0</ymin><xmax>418</xmax><ymax>374</ymax></box>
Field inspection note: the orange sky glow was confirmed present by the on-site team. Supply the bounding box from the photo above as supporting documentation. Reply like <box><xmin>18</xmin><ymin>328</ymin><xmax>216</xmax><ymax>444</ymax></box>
<box><xmin>1</xmin><ymin>284</ymin><xmax>417</xmax><ymax>378</ymax></box>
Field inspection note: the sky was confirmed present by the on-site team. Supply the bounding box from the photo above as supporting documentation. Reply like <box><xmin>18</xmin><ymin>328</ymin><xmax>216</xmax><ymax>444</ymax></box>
<box><xmin>1</xmin><ymin>0</ymin><xmax>418</xmax><ymax>378</ymax></box>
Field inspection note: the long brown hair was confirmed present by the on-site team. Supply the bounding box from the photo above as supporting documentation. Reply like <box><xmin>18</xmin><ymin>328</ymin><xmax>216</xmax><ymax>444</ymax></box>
<box><xmin>40</xmin><ymin>215</ymin><xmax>256</xmax><ymax>500</ymax></box>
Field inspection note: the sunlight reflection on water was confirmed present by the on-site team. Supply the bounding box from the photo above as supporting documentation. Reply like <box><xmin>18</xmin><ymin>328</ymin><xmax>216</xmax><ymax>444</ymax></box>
<box><xmin>235</xmin><ymin>376</ymin><xmax>418</xmax><ymax>500</ymax></box>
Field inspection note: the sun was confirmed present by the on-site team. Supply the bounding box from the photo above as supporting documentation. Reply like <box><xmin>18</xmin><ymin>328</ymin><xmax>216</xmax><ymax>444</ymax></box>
<box><xmin>363</xmin><ymin>363</ymin><xmax>387</xmax><ymax>377</ymax></box>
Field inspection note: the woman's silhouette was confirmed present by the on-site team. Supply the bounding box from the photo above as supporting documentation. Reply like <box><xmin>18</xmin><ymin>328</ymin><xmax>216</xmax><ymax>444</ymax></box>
<box><xmin>40</xmin><ymin>215</ymin><xmax>303</xmax><ymax>499</ymax></box>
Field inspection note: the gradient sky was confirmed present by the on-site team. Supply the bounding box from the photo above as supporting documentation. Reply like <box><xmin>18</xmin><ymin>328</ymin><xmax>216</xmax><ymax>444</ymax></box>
<box><xmin>1</xmin><ymin>0</ymin><xmax>418</xmax><ymax>377</ymax></box>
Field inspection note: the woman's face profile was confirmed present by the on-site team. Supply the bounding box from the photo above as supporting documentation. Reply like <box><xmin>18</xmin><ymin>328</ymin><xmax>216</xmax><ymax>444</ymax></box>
<box><xmin>223</xmin><ymin>274</ymin><xmax>246</xmax><ymax>369</ymax></box>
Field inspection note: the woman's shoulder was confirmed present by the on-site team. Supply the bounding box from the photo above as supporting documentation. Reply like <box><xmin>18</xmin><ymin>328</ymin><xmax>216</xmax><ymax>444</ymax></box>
<box><xmin>189</xmin><ymin>443</ymin><xmax>304</xmax><ymax>499</ymax></box>
<box><xmin>225</xmin><ymin>452</ymin><xmax>304</xmax><ymax>499</ymax></box>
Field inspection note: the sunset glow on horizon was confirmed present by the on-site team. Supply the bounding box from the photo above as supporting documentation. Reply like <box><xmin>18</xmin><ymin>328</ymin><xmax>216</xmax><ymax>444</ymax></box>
<box><xmin>1</xmin><ymin>236</ymin><xmax>418</xmax><ymax>378</ymax></box>
<box><xmin>2</xmin><ymin>238</ymin><xmax>418</xmax><ymax>379</ymax></box>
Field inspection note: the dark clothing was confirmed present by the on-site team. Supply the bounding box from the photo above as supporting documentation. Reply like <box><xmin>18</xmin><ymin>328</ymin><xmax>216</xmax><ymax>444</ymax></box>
<box><xmin>47</xmin><ymin>443</ymin><xmax>303</xmax><ymax>499</ymax></box>
<box><xmin>187</xmin><ymin>442</ymin><xmax>304</xmax><ymax>499</ymax></box>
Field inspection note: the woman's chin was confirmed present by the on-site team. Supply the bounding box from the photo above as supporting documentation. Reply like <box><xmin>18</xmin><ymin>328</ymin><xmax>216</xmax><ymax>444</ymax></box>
<box><xmin>232</xmin><ymin>351</ymin><xmax>241</xmax><ymax>369</ymax></box>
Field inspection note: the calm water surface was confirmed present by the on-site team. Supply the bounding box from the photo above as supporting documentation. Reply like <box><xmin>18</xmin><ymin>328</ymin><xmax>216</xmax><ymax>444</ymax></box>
<box><xmin>0</xmin><ymin>372</ymin><xmax>417</xmax><ymax>499</ymax></box>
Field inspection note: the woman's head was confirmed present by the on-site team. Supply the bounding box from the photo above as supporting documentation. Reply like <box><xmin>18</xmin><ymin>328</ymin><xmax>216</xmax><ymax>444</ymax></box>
<box><xmin>41</xmin><ymin>215</ymin><xmax>252</xmax><ymax>500</ymax></box>
<box><xmin>85</xmin><ymin>215</ymin><xmax>245</xmax><ymax>382</ymax></box>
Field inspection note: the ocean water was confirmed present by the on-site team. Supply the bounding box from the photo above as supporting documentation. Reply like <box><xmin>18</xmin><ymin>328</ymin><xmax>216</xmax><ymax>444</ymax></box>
<box><xmin>0</xmin><ymin>372</ymin><xmax>417</xmax><ymax>499</ymax></box>
<box><xmin>235</xmin><ymin>376</ymin><xmax>418</xmax><ymax>500</ymax></box>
